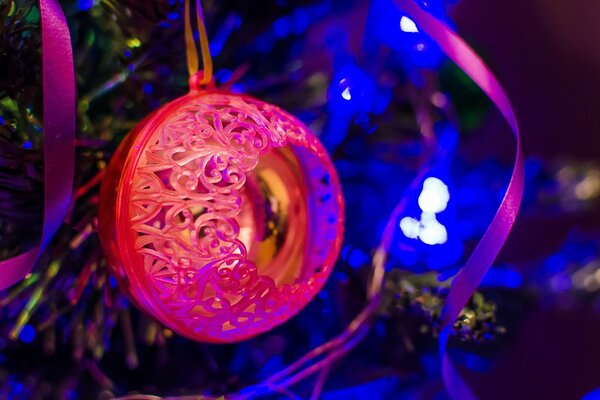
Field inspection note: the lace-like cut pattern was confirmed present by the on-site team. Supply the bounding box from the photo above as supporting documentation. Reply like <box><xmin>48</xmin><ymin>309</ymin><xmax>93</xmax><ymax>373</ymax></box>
<box><xmin>100</xmin><ymin>91</ymin><xmax>344</xmax><ymax>342</ymax></box>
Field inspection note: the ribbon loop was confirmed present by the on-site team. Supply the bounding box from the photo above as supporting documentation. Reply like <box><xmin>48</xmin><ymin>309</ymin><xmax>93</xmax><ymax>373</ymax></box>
<box><xmin>0</xmin><ymin>0</ymin><xmax>76</xmax><ymax>291</ymax></box>
<box><xmin>392</xmin><ymin>1</ymin><xmax>524</xmax><ymax>399</ymax></box>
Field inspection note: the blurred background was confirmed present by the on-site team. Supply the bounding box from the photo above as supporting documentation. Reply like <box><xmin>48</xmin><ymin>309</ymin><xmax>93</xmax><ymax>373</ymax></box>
<box><xmin>1</xmin><ymin>0</ymin><xmax>599</xmax><ymax>399</ymax></box>
<box><xmin>456</xmin><ymin>1</ymin><xmax>600</xmax><ymax>398</ymax></box>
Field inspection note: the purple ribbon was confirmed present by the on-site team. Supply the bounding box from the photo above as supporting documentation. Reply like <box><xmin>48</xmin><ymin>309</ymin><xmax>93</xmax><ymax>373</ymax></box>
<box><xmin>393</xmin><ymin>1</ymin><xmax>524</xmax><ymax>398</ymax></box>
<box><xmin>0</xmin><ymin>0</ymin><xmax>75</xmax><ymax>290</ymax></box>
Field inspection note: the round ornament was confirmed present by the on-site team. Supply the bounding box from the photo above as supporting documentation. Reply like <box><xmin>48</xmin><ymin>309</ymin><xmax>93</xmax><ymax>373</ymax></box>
<box><xmin>98</xmin><ymin>78</ymin><xmax>344</xmax><ymax>343</ymax></box>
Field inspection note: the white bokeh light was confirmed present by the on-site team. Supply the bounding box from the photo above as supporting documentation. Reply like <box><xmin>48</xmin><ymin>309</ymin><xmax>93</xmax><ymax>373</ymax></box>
<box><xmin>400</xmin><ymin>16</ymin><xmax>419</xmax><ymax>33</ymax></box>
<box><xmin>400</xmin><ymin>217</ymin><xmax>420</xmax><ymax>239</ymax></box>
<box><xmin>419</xmin><ymin>216</ymin><xmax>448</xmax><ymax>245</ymax></box>
<box><xmin>399</xmin><ymin>177</ymin><xmax>450</xmax><ymax>245</ymax></box>
<box><xmin>341</xmin><ymin>87</ymin><xmax>352</xmax><ymax>100</ymax></box>
<box><xmin>418</xmin><ymin>177</ymin><xmax>450</xmax><ymax>213</ymax></box>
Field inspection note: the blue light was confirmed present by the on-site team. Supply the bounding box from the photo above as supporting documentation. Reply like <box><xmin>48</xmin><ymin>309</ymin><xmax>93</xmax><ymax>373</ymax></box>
<box><xmin>209</xmin><ymin>14</ymin><xmax>241</xmax><ymax>56</ymax></box>
<box><xmin>420</xmin><ymin>352</ymin><xmax>440</xmax><ymax>374</ymax></box>
<box><xmin>388</xmin><ymin>115</ymin><xmax>463</xmax><ymax>273</ymax></box>
<box><xmin>391</xmin><ymin>166</ymin><xmax>464</xmax><ymax>273</ymax></box>
<box><xmin>461</xmin><ymin>352</ymin><xmax>492</xmax><ymax>372</ymax></box>
<box><xmin>322</xmin><ymin>63</ymin><xmax>390</xmax><ymax>150</ymax></box>
<box><xmin>11</xmin><ymin>382</ymin><xmax>23</xmax><ymax>395</ymax></box>
<box><xmin>230</xmin><ymin>83</ymin><xmax>244</xmax><ymax>94</ymax></box>
<box><xmin>257</xmin><ymin>356</ymin><xmax>285</xmax><ymax>380</ymax></box>
<box><xmin>332</xmin><ymin>271</ymin><xmax>349</xmax><ymax>284</ymax></box>
<box><xmin>19</xmin><ymin>324</ymin><xmax>35</xmax><ymax>343</ymax></box>
<box><xmin>582</xmin><ymin>388</ymin><xmax>600</xmax><ymax>400</ymax></box>
<box><xmin>480</xmin><ymin>266</ymin><xmax>522</xmax><ymax>289</ymax></box>
<box><xmin>365</xmin><ymin>0</ymin><xmax>446</xmax><ymax>69</ymax></box>
<box><xmin>273</xmin><ymin>17</ymin><xmax>289</xmax><ymax>38</ymax></box>
<box><xmin>66</xmin><ymin>389</ymin><xmax>78</xmax><ymax>400</ymax></box>
<box><xmin>322</xmin><ymin>376</ymin><xmax>399</xmax><ymax>400</ymax></box>
<box><xmin>142</xmin><ymin>83</ymin><xmax>154</xmax><ymax>94</ymax></box>
<box><xmin>255</xmin><ymin>36</ymin><xmax>273</xmax><ymax>52</ymax></box>
<box><xmin>437</xmin><ymin>121</ymin><xmax>459</xmax><ymax>150</ymax></box>
<box><xmin>545</xmin><ymin>254</ymin><xmax>568</xmax><ymax>274</ymax></box>
<box><xmin>291</xmin><ymin>9</ymin><xmax>310</xmax><ymax>33</ymax></box>
<box><xmin>215</xmin><ymin>69</ymin><xmax>233</xmax><ymax>84</ymax></box>
<box><xmin>344</xmin><ymin>247</ymin><xmax>369</xmax><ymax>269</ymax></box>
<box><xmin>23</xmin><ymin>140</ymin><xmax>32</xmax><ymax>149</ymax></box>
<box><xmin>78</xmin><ymin>0</ymin><xmax>94</xmax><ymax>11</ymax></box>
<box><xmin>397</xmin><ymin>248</ymin><xmax>419</xmax><ymax>267</ymax></box>
<box><xmin>329</xmin><ymin>64</ymin><xmax>376</xmax><ymax>114</ymax></box>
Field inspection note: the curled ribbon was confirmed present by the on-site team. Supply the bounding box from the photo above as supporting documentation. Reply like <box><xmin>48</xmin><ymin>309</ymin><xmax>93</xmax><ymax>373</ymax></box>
<box><xmin>0</xmin><ymin>0</ymin><xmax>75</xmax><ymax>291</ymax></box>
<box><xmin>393</xmin><ymin>0</ymin><xmax>525</xmax><ymax>398</ymax></box>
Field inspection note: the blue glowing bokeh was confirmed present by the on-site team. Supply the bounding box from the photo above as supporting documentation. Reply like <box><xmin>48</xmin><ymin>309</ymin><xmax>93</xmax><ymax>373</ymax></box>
<box><xmin>480</xmin><ymin>266</ymin><xmax>523</xmax><ymax>289</ymax></box>
<box><xmin>210</xmin><ymin>14</ymin><xmax>241</xmax><ymax>56</ymax></box>
<box><xmin>365</xmin><ymin>0</ymin><xmax>447</xmax><ymax>69</ymax></box>
<box><xmin>323</xmin><ymin>63</ymin><xmax>390</xmax><ymax>150</ymax></box>
<box><xmin>142</xmin><ymin>83</ymin><xmax>154</xmax><ymax>94</ymax></box>
<box><xmin>390</xmin><ymin>121</ymin><xmax>464</xmax><ymax>272</ymax></box>
<box><xmin>19</xmin><ymin>324</ymin><xmax>35</xmax><ymax>344</ymax></box>
<box><xmin>78</xmin><ymin>0</ymin><xmax>94</xmax><ymax>11</ymax></box>
<box><xmin>582</xmin><ymin>388</ymin><xmax>600</xmax><ymax>400</ymax></box>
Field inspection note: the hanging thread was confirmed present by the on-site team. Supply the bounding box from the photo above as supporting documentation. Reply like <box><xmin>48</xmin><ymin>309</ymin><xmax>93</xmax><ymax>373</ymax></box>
<box><xmin>184</xmin><ymin>0</ymin><xmax>214</xmax><ymax>85</ymax></box>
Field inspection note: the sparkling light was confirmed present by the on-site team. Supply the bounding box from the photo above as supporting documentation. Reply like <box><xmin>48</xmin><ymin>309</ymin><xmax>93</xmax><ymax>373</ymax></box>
<box><xmin>400</xmin><ymin>177</ymin><xmax>450</xmax><ymax>245</ymax></box>
<box><xmin>400</xmin><ymin>212</ymin><xmax>448</xmax><ymax>245</ymax></box>
<box><xmin>400</xmin><ymin>217</ymin><xmax>420</xmax><ymax>239</ymax></box>
<box><xmin>419</xmin><ymin>216</ymin><xmax>448</xmax><ymax>245</ymax></box>
<box><xmin>400</xmin><ymin>16</ymin><xmax>419</xmax><ymax>33</ymax></box>
<box><xmin>418</xmin><ymin>177</ymin><xmax>450</xmax><ymax>213</ymax></box>
<box><xmin>341</xmin><ymin>87</ymin><xmax>352</xmax><ymax>101</ymax></box>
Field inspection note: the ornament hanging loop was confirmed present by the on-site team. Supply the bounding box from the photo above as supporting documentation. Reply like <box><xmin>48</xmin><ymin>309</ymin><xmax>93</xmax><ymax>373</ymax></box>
<box><xmin>189</xmin><ymin>70</ymin><xmax>215</xmax><ymax>93</ymax></box>
<box><xmin>184</xmin><ymin>0</ymin><xmax>213</xmax><ymax>86</ymax></box>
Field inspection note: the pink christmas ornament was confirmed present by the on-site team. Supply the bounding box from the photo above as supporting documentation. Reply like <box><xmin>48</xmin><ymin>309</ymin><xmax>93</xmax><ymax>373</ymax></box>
<box><xmin>99</xmin><ymin>82</ymin><xmax>344</xmax><ymax>343</ymax></box>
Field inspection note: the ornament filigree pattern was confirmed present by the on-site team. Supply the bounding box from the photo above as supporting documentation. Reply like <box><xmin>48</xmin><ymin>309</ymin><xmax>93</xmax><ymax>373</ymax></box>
<box><xmin>125</xmin><ymin>92</ymin><xmax>343</xmax><ymax>341</ymax></box>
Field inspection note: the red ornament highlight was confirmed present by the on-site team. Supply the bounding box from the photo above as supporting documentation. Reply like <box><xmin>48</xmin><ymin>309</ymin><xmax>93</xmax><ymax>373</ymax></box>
<box><xmin>99</xmin><ymin>88</ymin><xmax>344</xmax><ymax>343</ymax></box>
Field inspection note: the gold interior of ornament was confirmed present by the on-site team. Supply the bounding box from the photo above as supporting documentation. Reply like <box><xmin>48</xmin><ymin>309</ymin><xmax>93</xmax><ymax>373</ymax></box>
<box><xmin>238</xmin><ymin>146</ymin><xmax>310</xmax><ymax>286</ymax></box>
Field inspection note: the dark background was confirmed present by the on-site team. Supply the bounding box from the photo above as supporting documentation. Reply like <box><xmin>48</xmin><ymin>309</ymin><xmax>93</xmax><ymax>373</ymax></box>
<box><xmin>455</xmin><ymin>1</ymin><xmax>600</xmax><ymax>398</ymax></box>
